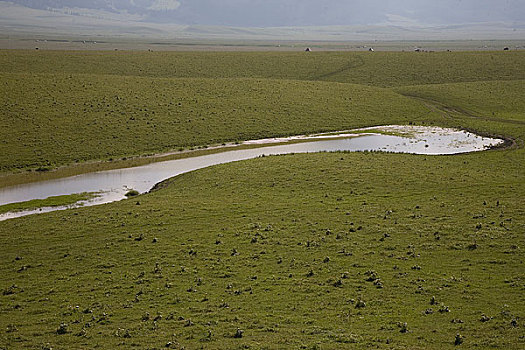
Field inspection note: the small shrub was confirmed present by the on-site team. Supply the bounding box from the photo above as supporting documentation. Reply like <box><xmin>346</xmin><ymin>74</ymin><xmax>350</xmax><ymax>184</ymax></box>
<box><xmin>355</xmin><ymin>300</ymin><xmax>366</xmax><ymax>308</ymax></box>
<box><xmin>234</xmin><ymin>328</ymin><xmax>243</xmax><ymax>338</ymax></box>
<box><xmin>2</xmin><ymin>284</ymin><xmax>22</xmax><ymax>295</ymax></box>
<box><xmin>333</xmin><ymin>279</ymin><xmax>343</xmax><ymax>287</ymax></box>
<box><xmin>365</xmin><ymin>270</ymin><xmax>378</xmax><ymax>282</ymax></box>
<box><xmin>480</xmin><ymin>314</ymin><xmax>491</xmax><ymax>322</ymax></box>
<box><xmin>56</xmin><ymin>323</ymin><xmax>69</xmax><ymax>335</ymax></box>
<box><xmin>467</xmin><ymin>243</ymin><xmax>478</xmax><ymax>250</ymax></box>
<box><xmin>399</xmin><ymin>322</ymin><xmax>408</xmax><ymax>333</ymax></box>
<box><xmin>125</xmin><ymin>190</ymin><xmax>140</xmax><ymax>197</ymax></box>
<box><xmin>439</xmin><ymin>304</ymin><xmax>450</xmax><ymax>313</ymax></box>
<box><xmin>455</xmin><ymin>333</ymin><xmax>464</xmax><ymax>345</ymax></box>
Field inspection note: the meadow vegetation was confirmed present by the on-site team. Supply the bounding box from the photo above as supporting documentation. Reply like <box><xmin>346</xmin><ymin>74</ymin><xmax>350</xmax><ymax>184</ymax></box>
<box><xmin>0</xmin><ymin>73</ymin><xmax>428</xmax><ymax>176</ymax></box>
<box><xmin>1</xmin><ymin>50</ymin><xmax>524</xmax><ymax>177</ymax></box>
<box><xmin>1</xmin><ymin>50</ymin><xmax>525</xmax><ymax>87</ymax></box>
<box><xmin>0</xmin><ymin>49</ymin><xmax>523</xmax><ymax>349</ymax></box>
<box><xmin>0</xmin><ymin>193</ymin><xmax>96</xmax><ymax>215</ymax></box>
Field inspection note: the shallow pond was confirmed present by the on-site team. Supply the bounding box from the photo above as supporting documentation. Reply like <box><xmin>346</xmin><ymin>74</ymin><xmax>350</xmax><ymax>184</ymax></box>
<box><xmin>0</xmin><ymin>125</ymin><xmax>504</xmax><ymax>220</ymax></box>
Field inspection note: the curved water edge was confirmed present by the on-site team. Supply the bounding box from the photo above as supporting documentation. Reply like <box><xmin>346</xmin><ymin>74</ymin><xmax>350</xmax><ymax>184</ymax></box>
<box><xmin>0</xmin><ymin>125</ymin><xmax>504</xmax><ymax>221</ymax></box>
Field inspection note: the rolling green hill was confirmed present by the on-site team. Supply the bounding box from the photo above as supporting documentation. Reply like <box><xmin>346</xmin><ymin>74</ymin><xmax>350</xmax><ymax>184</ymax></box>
<box><xmin>2</xmin><ymin>50</ymin><xmax>525</xmax><ymax>178</ymax></box>
<box><xmin>1</xmin><ymin>50</ymin><xmax>524</xmax><ymax>87</ymax></box>
<box><xmin>0</xmin><ymin>73</ymin><xmax>431</xmax><ymax>175</ymax></box>
<box><xmin>0</xmin><ymin>50</ymin><xmax>523</xmax><ymax>349</ymax></box>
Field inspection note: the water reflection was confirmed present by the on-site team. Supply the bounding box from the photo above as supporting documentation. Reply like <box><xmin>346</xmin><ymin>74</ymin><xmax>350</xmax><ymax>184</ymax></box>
<box><xmin>0</xmin><ymin>126</ymin><xmax>503</xmax><ymax>220</ymax></box>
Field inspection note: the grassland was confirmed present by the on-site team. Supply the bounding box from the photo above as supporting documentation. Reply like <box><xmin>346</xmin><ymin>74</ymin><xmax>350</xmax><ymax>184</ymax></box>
<box><xmin>2</xmin><ymin>50</ymin><xmax>525</xmax><ymax>87</ymax></box>
<box><xmin>0</xmin><ymin>73</ymin><xmax>429</xmax><ymax>176</ymax></box>
<box><xmin>0</xmin><ymin>50</ymin><xmax>524</xmax><ymax>349</ymax></box>
<box><xmin>1</xmin><ymin>50</ymin><xmax>525</xmax><ymax>180</ymax></box>
<box><xmin>0</xmin><ymin>193</ymin><xmax>97</xmax><ymax>215</ymax></box>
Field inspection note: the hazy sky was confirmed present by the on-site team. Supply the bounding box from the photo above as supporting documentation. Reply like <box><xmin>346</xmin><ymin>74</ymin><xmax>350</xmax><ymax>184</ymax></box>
<box><xmin>8</xmin><ymin>0</ymin><xmax>525</xmax><ymax>27</ymax></box>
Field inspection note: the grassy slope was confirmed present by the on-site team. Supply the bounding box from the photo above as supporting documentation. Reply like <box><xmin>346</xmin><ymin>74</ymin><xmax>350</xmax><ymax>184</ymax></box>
<box><xmin>0</xmin><ymin>73</ymin><xmax>429</xmax><ymax>174</ymax></box>
<box><xmin>2</xmin><ymin>50</ymin><xmax>525</xmax><ymax>176</ymax></box>
<box><xmin>0</xmin><ymin>144</ymin><xmax>523</xmax><ymax>349</ymax></box>
<box><xmin>0</xmin><ymin>52</ymin><xmax>524</xmax><ymax>349</ymax></box>
<box><xmin>1</xmin><ymin>50</ymin><xmax>525</xmax><ymax>87</ymax></box>
<box><xmin>397</xmin><ymin>80</ymin><xmax>525</xmax><ymax>125</ymax></box>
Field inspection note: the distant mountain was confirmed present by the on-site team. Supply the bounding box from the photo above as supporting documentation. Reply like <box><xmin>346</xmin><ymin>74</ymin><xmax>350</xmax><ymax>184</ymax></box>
<box><xmin>6</xmin><ymin>0</ymin><xmax>525</xmax><ymax>27</ymax></box>
<box><xmin>1</xmin><ymin>0</ymin><xmax>524</xmax><ymax>40</ymax></box>
<box><xmin>7</xmin><ymin>0</ymin><xmax>181</xmax><ymax>21</ymax></box>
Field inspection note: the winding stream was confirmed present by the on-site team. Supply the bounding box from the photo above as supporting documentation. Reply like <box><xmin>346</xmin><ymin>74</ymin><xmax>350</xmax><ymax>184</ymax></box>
<box><xmin>0</xmin><ymin>125</ymin><xmax>504</xmax><ymax>221</ymax></box>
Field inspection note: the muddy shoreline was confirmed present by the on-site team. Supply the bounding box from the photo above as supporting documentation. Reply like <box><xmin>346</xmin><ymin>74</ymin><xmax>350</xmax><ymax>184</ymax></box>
<box><xmin>0</xmin><ymin>126</ymin><xmax>514</xmax><ymax>190</ymax></box>
<box><xmin>0</xmin><ymin>125</ymin><xmax>506</xmax><ymax>221</ymax></box>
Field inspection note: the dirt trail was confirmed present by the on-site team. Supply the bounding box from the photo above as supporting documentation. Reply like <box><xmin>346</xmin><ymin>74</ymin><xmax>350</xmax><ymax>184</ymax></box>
<box><xmin>311</xmin><ymin>56</ymin><xmax>365</xmax><ymax>81</ymax></box>
<box><xmin>401</xmin><ymin>92</ymin><xmax>525</xmax><ymax>126</ymax></box>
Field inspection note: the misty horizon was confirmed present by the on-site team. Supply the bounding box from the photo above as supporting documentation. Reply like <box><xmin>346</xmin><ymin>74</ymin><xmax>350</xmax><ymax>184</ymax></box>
<box><xmin>6</xmin><ymin>0</ymin><xmax>525</xmax><ymax>27</ymax></box>
<box><xmin>1</xmin><ymin>0</ymin><xmax>524</xmax><ymax>41</ymax></box>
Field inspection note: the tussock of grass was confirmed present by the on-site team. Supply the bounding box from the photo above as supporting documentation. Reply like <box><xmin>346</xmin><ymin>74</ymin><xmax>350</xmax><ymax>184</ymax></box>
<box><xmin>124</xmin><ymin>190</ymin><xmax>140</xmax><ymax>197</ymax></box>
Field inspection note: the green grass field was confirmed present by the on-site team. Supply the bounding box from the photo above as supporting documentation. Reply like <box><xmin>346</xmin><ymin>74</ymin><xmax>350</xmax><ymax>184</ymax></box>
<box><xmin>0</xmin><ymin>193</ymin><xmax>97</xmax><ymax>215</ymax></box>
<box><xmin>0</xmin><ymin>50</ymin><xmax>524</xmax><ymax>349</ymax></box>
<box><xmin>0</xmin><ymin>73</ymin><xmax>430</xmax><ymax>175</ymax></box>
<box><xmin>2</xmin><ymin>50</ymin><xmax>524</xmax><ymax>181</ymax></box>
<box><xmin>2</xmin><ymin>50</ymin><xmax>525</xmax><ymax>87</ymax></box>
